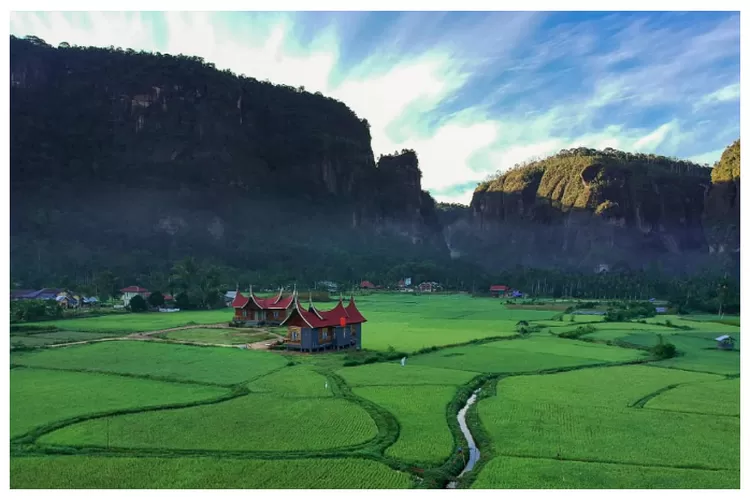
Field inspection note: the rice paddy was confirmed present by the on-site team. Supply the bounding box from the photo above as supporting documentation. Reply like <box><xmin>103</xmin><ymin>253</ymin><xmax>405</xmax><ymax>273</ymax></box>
<box><xmin>9</xmin><ymin>293</ymin><xmax>740</xmax><ymax>489</ymax></box>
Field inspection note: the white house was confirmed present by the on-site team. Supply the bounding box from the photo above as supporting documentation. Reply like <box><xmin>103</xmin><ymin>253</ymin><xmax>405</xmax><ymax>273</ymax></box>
<box><xmin>120</xmin><ymin>285</ymin><xmax>149</xmax><ymax>306</ymax></box>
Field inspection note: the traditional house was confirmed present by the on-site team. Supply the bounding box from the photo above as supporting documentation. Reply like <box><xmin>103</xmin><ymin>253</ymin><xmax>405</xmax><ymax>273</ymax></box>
<box><xmin>715</xmin><ymin>335</ymin><xmax>735</xmax><ymax>350</ymax></box>
<box><xmin>231</xmin><ymin>286</ymin><xmax>296</xmax><ymax>326</ymax></box>
<box><xmin>120</xmin><ymin>286</ymin><xmax>149</xmax><ymax>306</ymax></box>
<box><xmin>281</xmin><ymin>295</ymin><xmax>367</xmax><ymax>352</ymax></box>
<box><xmin>489</xmin><ymin>285</ymin><xmax>509</xmax><ymax>297</ymax></box>
<box><xmin>360</xmin><ymin>280</ymin><xmax>376</xmax><ymax>290</ymax></box>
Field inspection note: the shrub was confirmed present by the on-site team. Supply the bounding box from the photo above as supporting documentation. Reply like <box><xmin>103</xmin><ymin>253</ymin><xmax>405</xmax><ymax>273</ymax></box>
<box><xmin>128</xmin><ymin>295</ymin><xmax>148</xmax><ymax>312</ymax></box>
<box><xmin>651</xmin><ymin>334</ymin><xmax>677</xmax><ymax>359</ymax></box>
<box><xmin>558</xmin><ymin>324</ymin><xmax>597</xmax><ymax>339</ymax></box>
<box><xmin>147</xmin><ymin>291</ymin><xmax>165</xmax><ymax>308</ymax></box>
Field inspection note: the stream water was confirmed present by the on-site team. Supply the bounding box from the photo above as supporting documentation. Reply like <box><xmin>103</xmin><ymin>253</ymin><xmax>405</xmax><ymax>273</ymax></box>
<box><xmin>446</xmin><ymin>388</ymin><xmax>481</xmax><ymax>489</ymax></box>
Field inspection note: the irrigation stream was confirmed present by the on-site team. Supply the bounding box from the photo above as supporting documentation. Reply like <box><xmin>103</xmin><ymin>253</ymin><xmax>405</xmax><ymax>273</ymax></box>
<box><xmin>446</xmin><ymin>388</ymin><xmax>481</xmax><ymax>489</ymax></box>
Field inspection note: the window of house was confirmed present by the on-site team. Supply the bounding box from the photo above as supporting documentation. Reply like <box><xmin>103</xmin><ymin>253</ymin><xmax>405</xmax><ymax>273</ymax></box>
<box><xmin>273</xmin><ymin>311</ymin><xmax>279</xmax><ymax>319</ymax></box>
<box><xmin>322</xmin><ymin>328</ymin><xmax>329</xmax><ymax>340</ymax></box>
<box><xmin>242</xmin><ymin>310</ymin><xmax>247</xmax><ymax>318</ymax></box>
<box><xmin>291</xmin><ymin>331</ymin><xmax>299</xmax><ymax>341</ymax></box>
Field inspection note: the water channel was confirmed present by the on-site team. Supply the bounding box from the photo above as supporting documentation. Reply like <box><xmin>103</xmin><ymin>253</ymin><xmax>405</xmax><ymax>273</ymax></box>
<box><xmin>446</xmin><ymin>388</ymin><xmax>481</xmax><ymax>489</ymax></box>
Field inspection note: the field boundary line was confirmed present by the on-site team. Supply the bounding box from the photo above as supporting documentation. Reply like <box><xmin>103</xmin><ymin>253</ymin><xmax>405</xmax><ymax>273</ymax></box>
<box><xmin>491</xmin><ymin>452</ymin><xmax>738</xmax><ymax>473</ymax></box>
<box><xmin>9</xmin><ymin>363</ymin><xmax>238</xmax><ymax>389</ymax></box>
<box><xmin>12</xmin><ymin>384</ymin><xmax>246</xmax><ymax>445</ymax></box>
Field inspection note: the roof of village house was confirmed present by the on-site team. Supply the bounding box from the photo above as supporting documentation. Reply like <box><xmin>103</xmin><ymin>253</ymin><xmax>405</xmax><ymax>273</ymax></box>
<box><xmin>232</xmin><ymin>286</ymin><xmax>296</xmax><ymax>310</ymax></box>
<box><xmin>360</xmin><ymin>280</ymin><xmax>375</xmax><ymax>288</ymax></box>
<box><xmin>281</xmin><ymin>295</ymin><xmax>367</xmax><ymax>328</ymax></box>
<box><xmin>490</xmin><ymin>285</ymin><xmax>509</xmax><ymax>291</ymax></box>
<box><xmin>121</xmin><ymin>286</ymin><xmax>149</xmax><ymax>293</ymax></box>
<box><xmin>716</xmin><ymin>335</ymin><xmax>734</xmax><ymax>342</ymax></box>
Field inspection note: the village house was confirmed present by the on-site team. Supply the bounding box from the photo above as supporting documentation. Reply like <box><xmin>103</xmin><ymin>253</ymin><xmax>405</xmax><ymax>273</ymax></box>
<box><xmin>359</xmin><ymin>280</ymin><xmax>376</xmax><ymax>290</ymax></box>
<box><xmin>120</xmin><ymin>286</ymin><xmax>149</xmax><ymax>307</ymax></box>
<box><xmin>231</xmin><ymin>286</ymin><xmax>296</xmax><ymax>326</ymax></box>
<box><xmin>281</xmin><ymin>294</ymin><xmax>367</xmax><ymax>352</ymax></box>
<box><xmin>489</xmin><ymin>285</ymin><xmax>509</xmax><ymax>297</ymax></box>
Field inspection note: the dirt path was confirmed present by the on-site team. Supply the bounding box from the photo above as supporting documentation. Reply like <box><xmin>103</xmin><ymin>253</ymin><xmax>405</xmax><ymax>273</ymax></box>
<box><xmin>40</xmin><ymin>324</ymin><xmax>285</xmax><ymax>350</ymax></box>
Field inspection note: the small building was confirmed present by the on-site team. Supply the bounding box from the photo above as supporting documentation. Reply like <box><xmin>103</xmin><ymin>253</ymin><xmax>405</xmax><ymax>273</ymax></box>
<box><xmin>715</xmin><ymin>335</ymin><xmax>735</xmax><ymax>350</ymax></box>
<box><xmin>120</xmin><ymin>286</ymin><xmax>149</xmax><ymax>307</ymax></box>
<box><xmin>360</xmin><ymin>280</ymin><xmax>376</xmax><ymax>290</ymax></box>
<box><xmin>281</xmin><ymin>295</ymin><xmax>367</xmax><ymax>352</ymax></box>
<box><xmin>231</xmin><ymin>286</ymin><xmax>296</xmax><ymax>326</ymax></box>
<box><xmin>489</xmin><ymin>285</ymin><xmax>509</xmax><ymax>298</ymax></box>
<box><xmin>418</xmin><ymin>281</ymin><xmax>441</xmax><ymax>293</ymax></box>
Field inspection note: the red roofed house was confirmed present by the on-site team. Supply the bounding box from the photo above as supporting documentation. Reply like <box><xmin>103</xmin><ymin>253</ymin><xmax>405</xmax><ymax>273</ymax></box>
<box><xmin>231</xmin><ymin>286</ymin><xmax>296</xmax><ymax>326</ymax></box>
<box><xmin>120</xmin><ymin>286</ymin><xmax>149</xmax><ymax>307</ymax></box>
<box><xmin>489</xmin><ymin>285</ymin><xmax>509</xmax><ymax>298</ymax></box>
<box><xmin>360</xmin><ymin>280</ymin><xmax>376</xmax><ymax>289</ymax></box>
<box><xmin>280</xmin><ymin>294</ymin><xmax>367</xmax><ymax>352</ymax></box>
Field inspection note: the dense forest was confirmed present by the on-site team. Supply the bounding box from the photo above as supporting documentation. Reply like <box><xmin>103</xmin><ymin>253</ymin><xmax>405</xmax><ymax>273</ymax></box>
<box><xmin>8</xmin><ymin>35</ymin><xmax>740</xmax><ymax>308</ymax></box>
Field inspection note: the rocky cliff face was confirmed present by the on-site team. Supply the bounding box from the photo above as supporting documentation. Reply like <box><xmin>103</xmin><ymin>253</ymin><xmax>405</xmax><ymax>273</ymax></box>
<box><xmin>9</xmin><ymin>36</ymin><xmax>448</xmax><ymax>284</ymax></box>
<box><xmin>444</xmin><ymin>146</ymin><xmax>737</xmax><ymax>274</ymax></box>
<box><xmin>703</xmin><ymin>140</ymin><xmax>740</xmax><ymax>259</ymax></box>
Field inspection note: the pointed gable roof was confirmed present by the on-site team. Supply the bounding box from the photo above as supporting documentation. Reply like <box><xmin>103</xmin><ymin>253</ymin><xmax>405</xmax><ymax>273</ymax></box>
<box><xmin>231</xmin><ymin>290</ymin><xmax>250</xmax><ymax>308</ymax></box>
<box><xmin>344</xmin><ymin>296</ymin><xmax>367</xmax><ymax>324</ymax></box>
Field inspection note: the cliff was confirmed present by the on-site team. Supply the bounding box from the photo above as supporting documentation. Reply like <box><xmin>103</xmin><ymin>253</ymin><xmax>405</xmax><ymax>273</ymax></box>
<box><xmin>9</xmin><ymin>36</ymin><xmax>449</xmax><ymax>286</ymax></box>
<box><xmin>445</xmin><ymin>146</ymin><xmax>738</xmax><ymax>274</ymax></box>
<box><xmin>703</xmin><ymin>140</ymin><xmax>740</xmax><ymax>259</ymax></box>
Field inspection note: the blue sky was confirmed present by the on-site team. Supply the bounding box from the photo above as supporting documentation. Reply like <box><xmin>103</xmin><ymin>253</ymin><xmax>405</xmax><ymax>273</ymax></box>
<box><xmin>10</xmin><ymin>11</ymin><xmax>741</xmax><ymax>204</ymax></box>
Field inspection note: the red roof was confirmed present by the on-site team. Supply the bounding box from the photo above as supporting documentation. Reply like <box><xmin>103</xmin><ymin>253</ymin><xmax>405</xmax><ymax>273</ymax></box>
<box><xmin>282</xmin><ymin>296</ymin><xmax>367</xmax><ymax>328</ymax></box>
<box><xmin>164</xmin><ymin>294</ymin><xmax>174</xmax><ymax>301</ymax></box>
<box><xmin>232</xmin><ymin>289</ymin><xmax>295</xmax><ymax>310</ymax></box>
<box><xmin>360</xmin><ymin>280</ymin><xmax>375</xmax><ymax>289</ymax></box>
<box><xmin>489</xmin><ymin>285</ymin><xmax>509</xmax><ymax>291</ymax></box>
<box><xmin>121</xmin><ymin>286</ymin><xmax>148</xmax><ymax>293</ymax></box>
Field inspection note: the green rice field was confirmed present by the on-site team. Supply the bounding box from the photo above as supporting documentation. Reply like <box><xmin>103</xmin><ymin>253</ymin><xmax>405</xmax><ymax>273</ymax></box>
<box><xmin>9</xmin><ymin>293</ymin><xmax>740</xmax><ymax>489</ymax></box>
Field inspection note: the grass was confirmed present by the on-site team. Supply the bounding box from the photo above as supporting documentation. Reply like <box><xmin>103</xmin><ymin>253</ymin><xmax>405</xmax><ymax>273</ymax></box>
<box><xmin>353</xmin><ymin>294</ymin><xmax>555</xmax><ymax>351</ymax></box>
<box><xmin>496</xmin><ymin>365</ymin><xmax>722</xmax><ymax>409</ymax></box>
<box><xmin>40</xmin><ymin>394</ymin><xmax>378</xmax><ymax>452</ymax></box>
<box><xmin>10</xmin><ymin>367</ymin><xmax>225</xmax><ymax>438</ymax></box>
<box><xmin>22</xmin><ymin>309</ymin><xmax>233</xmax><ymax>333</ymax></box>
<box><xmin>407</xmin><ymin>334</ymin><xmax>643</xmax><ymax>374</ymax></box>
<box><xmin>337</xmin><ymin>362</ymin><xmax>477</xmax><ymax>387</ymax></box>
<box><xmin>10</xmin><ymin>456</ymin><xmax>414</xmax><ymax>489</ymax></box>
<box><xmin>471</xmin><ymin>456</ymin><xmax>739</xmax><ymax>489</ymax></box>
<box><xmin>11</xmin><ymin>341</ymin><xmax>288</xmax><ymax>385</ymax></box>
<box><xmin>160</xmin><ymin>328</ymin><xmax>276</xmax><ymax>345</ymax></box>
<box><xmin>248</xmin><ymin>365</ymin><xmax>333</xmax><ymax>397</ymax></box>
<box><xmin>476</xmin><ymin>366</ymin><xmax>740</xmax><ymax>474</ymax></box>
<box><xmin>645</xmin><ymin>378</ymin><xmax>740</xmax><ymax>417</ymax></box>
<box><xmin>10</xmin><ymin>330</ymin><xmax>123</xmax><ymax>348</ymax></box>
<box><xmin>354</xmin><ymin>385</ymin><xmax>457</xmax><ymax>465</ymax></box>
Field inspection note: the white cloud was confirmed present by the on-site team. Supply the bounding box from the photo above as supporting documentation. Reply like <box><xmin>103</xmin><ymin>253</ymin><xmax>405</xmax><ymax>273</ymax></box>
<box><xmin>632</xmin><ymin>121</ymin><xmax>675</xmax><ymax>151</ymax></box>
<box><xmin>695</xmin><ymin>83</ymin><xmax>741</xmax><ymax>108</ymax></box>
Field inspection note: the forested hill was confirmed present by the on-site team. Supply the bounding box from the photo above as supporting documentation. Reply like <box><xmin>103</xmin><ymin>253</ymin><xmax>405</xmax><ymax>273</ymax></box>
<box><xmin>442</xmin><ymin>144</ymin><xmax>740</xmax><ymax>275</ymax></box>
<box><xmin>9</xmin><ymin>35</ymin><xmax>454</xmax><ymax>288</ymax></box>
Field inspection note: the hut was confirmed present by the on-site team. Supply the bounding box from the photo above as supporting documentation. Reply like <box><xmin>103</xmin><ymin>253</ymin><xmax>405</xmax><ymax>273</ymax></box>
<box><xmin>715</xmin><ymin>335</ymin><xmax>735</xmax><ymax>350</ymax></box>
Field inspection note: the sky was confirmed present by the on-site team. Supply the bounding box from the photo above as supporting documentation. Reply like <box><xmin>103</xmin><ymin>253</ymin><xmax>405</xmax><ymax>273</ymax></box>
<box><xmin>9</xmin><ymin>11</ymin><xmax>741</xmax><ymax>204</ymax></box>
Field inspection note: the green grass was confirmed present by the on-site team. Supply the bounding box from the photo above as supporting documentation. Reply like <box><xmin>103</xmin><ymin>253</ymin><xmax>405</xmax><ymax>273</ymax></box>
<box><xmin>10</xmin><ymin>331</ymin><xmax>123</xmax><ymax>348</ymax></box>
<box><xmin>478</xmin><ymin>367</ymin><xmax>740</xmax><ymax>471</ymax></box>
<box><xmin>496</xmin><ymin>365</ymin><xmax>722</xmax><ymax>409</ymax></box>
<box><xmin>337</xmin><ymin>363</ymin><xmax>477</xmax><ymax>387</ymax></box>
<box><xmin>160</xmin><ymin>328</ymin><xmax>276</xmax><ymax>345</ymax></box>
<box><xmin>10</xmin><ymin>456</ymin><xmax>413</xmax><ymax>489</ymax></box>
<box><xmin>478</xmin><ymin>398</ymin><xmax>738</xmax><ymax>470</ymax></box>
<box><xmin>353</xmin><ymin>294</ymin><xmax>554</xmax><ymax>351</ymax></box>
<box><xmin>471</xmin><ymin>456</ymin><xmax>739</xmax><ymax>489</ymax></box>
<box><xmin>354</xmin><ymin>385</ymin><xmax>457</xmax><ymax>464</ymax></box>
<box><xmin>40</xmin><ymin>394</ymin><xmax>378</xmax><ymax>452</ymax></box>
<box><xmin>483</xmin><ymin>335</ymin><xmax>646</xmax><ymax>362</ymax></box>
<box><xmin>10</xmin><ymin>367</ymin><xmax>225</xmax><ymax>438</ymax></box>
<box><xmin>11</xmin><ymin>341</ymin><xmax>288</xmax><ymax>385</ymax></box>
<box><xmin>248</xmin><ymin>365</ymin><xmax>332</xmax><ymax>397</ymax></box>
<box><xmin>649</xmin><ymin>337</ymin><xmax>740</xmax><ymax>375</ymax></box>
<box><xmin>406</xmin><ymin>334</ymin><xmax>643</xmax><ymax>374</ymax></box>
<box><xmin>645</xmin><ymin>378</ymin><xmax>740</xmax><ymax>416</ymax></box>
<box><xmin>22</xmin><ymin>309</ymin><xmax>234</xmax><ymax>334</ymax></box>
